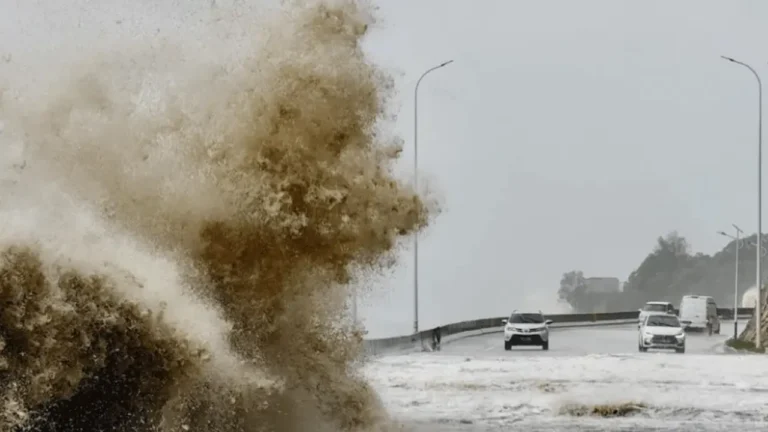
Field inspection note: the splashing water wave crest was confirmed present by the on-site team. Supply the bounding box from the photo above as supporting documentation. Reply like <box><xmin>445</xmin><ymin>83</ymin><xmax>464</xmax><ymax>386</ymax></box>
<box><xmin>0</xmin><ymin>1</ymin><xmax>429</xmax><ymax>430</ymax></box>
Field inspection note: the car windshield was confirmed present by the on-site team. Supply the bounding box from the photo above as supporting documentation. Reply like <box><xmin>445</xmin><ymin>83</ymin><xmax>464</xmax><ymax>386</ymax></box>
<box><xmin>643</xmin><ymin>303</ymin><xmax>668</xmax><ymax>312</ymax></box>
<box><xmin>646</xmin><ymin>315</ymin><xmax>680</xmax><ymax>327</ymax></box>
<box><xmin>508</xmin><ymin>313</ymin><xmax>544</xmax><ymax>324</ymax></box>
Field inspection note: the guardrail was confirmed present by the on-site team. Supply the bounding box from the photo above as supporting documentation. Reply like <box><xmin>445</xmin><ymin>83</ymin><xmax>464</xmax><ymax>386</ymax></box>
<box><xmin>362</xmin><ymin>307</ymin><xmax>754</xmax><ymax>357</ymax></box>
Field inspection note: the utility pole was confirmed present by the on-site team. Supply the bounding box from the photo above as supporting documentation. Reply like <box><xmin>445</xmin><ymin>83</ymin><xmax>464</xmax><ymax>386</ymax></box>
<box><xmin>718</xmin><ymin>224</ymin><xmax>743</xmax><ymax>338</ymax></box>
<box><xmin>413</xmin><ymin>59</ymin><xmax>453</xmax><ymax>334</ymax></box>
<box><xmin>721</xmin><ymin>55</ymin><xmax>763</xmax><ymax>348</ymax></box>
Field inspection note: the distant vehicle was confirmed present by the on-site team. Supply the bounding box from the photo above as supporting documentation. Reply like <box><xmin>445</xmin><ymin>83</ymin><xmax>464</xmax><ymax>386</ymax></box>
<box><xmin>638</xmin><ymin>301</ymin><xmax>676</xmax><ymax>327</ymax></box>
<box><xmin>638</xmin><ymin>312</ymin><xmax>686</xmax><ymax>353</ymax></box>
<box><xmin>502</xmin><ymin>311</ymin><xmax>553</xmax><ymax>351</ymax></box>
<box><xmin>678</xmin><ymin>295</ymin><xmax>720</xmax><ymax>333</ymax></box>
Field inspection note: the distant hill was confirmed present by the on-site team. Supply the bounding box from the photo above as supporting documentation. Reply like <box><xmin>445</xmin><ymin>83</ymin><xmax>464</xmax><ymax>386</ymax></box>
<box><xmin>560</xmin><ymin>231</ymin><xmax>763</xmax><ymax>312</ymax></box>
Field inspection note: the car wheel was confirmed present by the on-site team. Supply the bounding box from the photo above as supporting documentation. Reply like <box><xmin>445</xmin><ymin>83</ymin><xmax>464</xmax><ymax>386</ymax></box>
<box><xmin>542</xmin><ymin>342</ymin><xmax>549</xmax><ymax>351</ymax></box>
<box><xmin>675</xmin><ymin>347</ymin><xmax>685</xmax><ymax>354</ymax></box>
<box><xmin>638</xmin><ymin>345</ymin><xmax>647</xmax><ymax>352</ymax></box>
<box><xmin>504</xmin><ymin>341</ymin><xmax>512</xmax><ymax>351</ymax></box>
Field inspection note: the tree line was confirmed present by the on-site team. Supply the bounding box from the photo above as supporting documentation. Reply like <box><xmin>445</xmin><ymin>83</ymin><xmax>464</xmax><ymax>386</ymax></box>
<box><xmin>558</xmin><ymin>231</ymin><xmax>762</xmax><ymax>313</ymax></box>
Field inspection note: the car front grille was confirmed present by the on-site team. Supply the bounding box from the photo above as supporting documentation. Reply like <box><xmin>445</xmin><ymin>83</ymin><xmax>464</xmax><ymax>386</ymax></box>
<box><xmin>510</xmin><ymin>334</ymin><xmax>543</xmax><ymax>343</ymax></box>
<box><xmin>651</xmin><ymin>335</ymin><xmax>677</xmax><ymax>344</ymax></box>
<box><xmin>512</xmin><ymin>328</ymin><xmax>544</xmax><ymax>333</ymax></box>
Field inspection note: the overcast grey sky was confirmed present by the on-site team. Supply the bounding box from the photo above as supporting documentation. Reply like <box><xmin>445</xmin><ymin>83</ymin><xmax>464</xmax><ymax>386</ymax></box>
<box><xmin>3</xmin><ymin>0</ymin><xmax>768</xmax><ymax>338</ymax></box>
<box><xmin>359</xmin><ymin>1</ymin><xmax>768</xmax><ymax>337</ymax></box>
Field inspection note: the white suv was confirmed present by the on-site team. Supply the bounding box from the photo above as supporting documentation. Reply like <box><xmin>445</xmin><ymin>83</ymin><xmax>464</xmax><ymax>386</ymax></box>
<box><xmin>638</xmin><ymin>301</ymin><xmax>675</xmax><ymax>327</ymax></box>
<box><xmin>638</xmin><ymin>312</ymin><xmax>686</xmax><ymax>353</ymax></box>
<box><xmin>503</xmin><ymin>312</ymin><xmax>553</xmax><ymax>351</ymax></box>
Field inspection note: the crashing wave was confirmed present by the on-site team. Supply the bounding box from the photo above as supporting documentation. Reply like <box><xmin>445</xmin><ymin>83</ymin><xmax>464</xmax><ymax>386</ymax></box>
<box><xmin>0</xmin><ymin>1</ymin><xmax>430</xmax><ymax>430</ymax></box>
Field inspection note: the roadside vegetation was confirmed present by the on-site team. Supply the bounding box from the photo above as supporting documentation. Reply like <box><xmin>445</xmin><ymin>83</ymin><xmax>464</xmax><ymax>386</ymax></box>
<box><xmin>725</xmin><ymin>338</ymin><xmax>766</xmax><ymax>353</ymax></box>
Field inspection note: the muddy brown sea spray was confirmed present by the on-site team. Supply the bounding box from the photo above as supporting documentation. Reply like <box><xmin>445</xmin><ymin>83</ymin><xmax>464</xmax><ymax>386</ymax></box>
<box><xmin>0</xmin><ymin>1</ymin><xmax>432</xmax><ymax>430</ymax></box>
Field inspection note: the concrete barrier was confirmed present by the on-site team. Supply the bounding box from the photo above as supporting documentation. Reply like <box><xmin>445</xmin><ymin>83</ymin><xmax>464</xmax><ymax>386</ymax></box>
<box><xmin>362</xmin><ymin>307</ymin><xmax>754</xmax><ymax>357</ymax></box>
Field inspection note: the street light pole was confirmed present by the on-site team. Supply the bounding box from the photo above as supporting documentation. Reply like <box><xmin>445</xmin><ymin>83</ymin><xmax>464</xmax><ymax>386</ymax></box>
<box><xmin>413</xmin><ymin>59</ymin><xmax>453</xmax><ymax>335</ymax></box>
<box><xmin>721</xmin><ymin>55</ymin><xmax>763</xmax><ymax>349</ymax></box>
<box><xmin>718</xmin><ymin>224</ymin><xmax>743</xmax><ymax>338</ymax></box>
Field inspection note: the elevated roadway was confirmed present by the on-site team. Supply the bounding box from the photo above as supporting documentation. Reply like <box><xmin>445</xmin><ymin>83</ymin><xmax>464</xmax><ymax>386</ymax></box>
<box><xmin>437</xmin><ymin>321</ymin><xmax>743</xmax><ymax>357</ymax></box>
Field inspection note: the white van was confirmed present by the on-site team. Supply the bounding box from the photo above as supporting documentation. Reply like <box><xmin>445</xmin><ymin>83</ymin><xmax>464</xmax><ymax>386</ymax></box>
<box><xmin>678</xmin><ymin>295</ymin><xmax>720</xmax><ymax>333</ymax></box>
